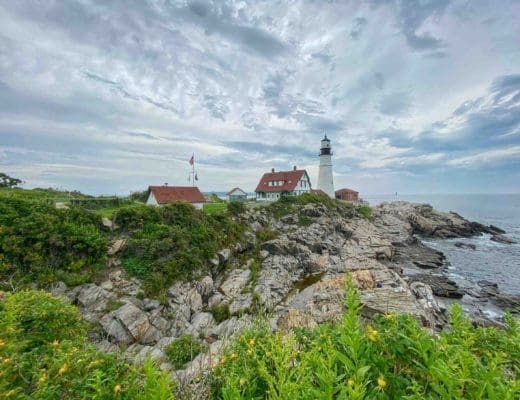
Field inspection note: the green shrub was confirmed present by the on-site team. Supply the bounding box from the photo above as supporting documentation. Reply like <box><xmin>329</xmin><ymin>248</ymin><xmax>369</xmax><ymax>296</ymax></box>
<box><xmin>210</xmin><ymin>303</ymin><xmax>231</xmax><ymax>323</ymax></box>
<box><xmin>210</xmin><ymin>279</ymin><xmax>520</xmax><ymax>399</ymax></box>
<box><xmin>357</xmin><ymin>205</ymin><xmax>372</xmax><ymax>220</ymax></box>
<box><xmin>165</xmin><ymin>335</ymin><xmax>205</xmax><ymax>369</ymax></box>
<box><xmin>116</xmin><ymin>202</ymin><xmax>244</xmax><ymax>296</ymax></box>
<box><xmin>227</xmin><ymin>201</ymin><xmax>246</xmax><ymax>216</ymax></box>
<box><xmin>0</xmin><ymin>290</ymin><xmax>86</xmax><ymax>351</ymax></box>
<box><xmin>298</xmin><ymin>215</ymin><xmax>314</xmax><ymax>227</ymax></box>
<box><xmin>256</xmin><ymin>228</ymin><xmax>278</xmax><ymax>243</ymax></box>
<box><xmin>0</xmin><ymin>290</ymin><xmax>175</xmax><ymax>399</ymax></box>
<box><xmin>0</xmin><ymin>197</ymin><xmax>108</xmax><ymax>287</ymax></box>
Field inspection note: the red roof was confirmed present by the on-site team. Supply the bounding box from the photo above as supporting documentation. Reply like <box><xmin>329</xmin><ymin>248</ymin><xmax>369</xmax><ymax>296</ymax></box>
<box><xmin>148</xmin><ymin>186</ymin><xmax>206</xmax><ymax>205</ymax></box>
<box><xmin>255</xmin><ymin>169</ymin><xmax>308</xmax><ymax>193</ymax></box>
<box><xmin>335</xmin><ymin>188</ymin><xmax>359</xmax><ymax>195</ymax></box>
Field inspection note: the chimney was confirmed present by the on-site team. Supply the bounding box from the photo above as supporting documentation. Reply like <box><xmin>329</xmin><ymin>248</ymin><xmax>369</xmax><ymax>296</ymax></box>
<box><xmin>271</xmin><ymin>168</ymin><xmax>275</xmax><ymax>173</ymax></box>
<box><xmin>293</xmin><ymin>165</ymin><xmax>297</xmax><ymax>171</ymax></box>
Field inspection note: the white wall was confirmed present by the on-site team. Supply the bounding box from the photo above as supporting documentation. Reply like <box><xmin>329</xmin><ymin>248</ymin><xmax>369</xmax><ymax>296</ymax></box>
<box><xmin>146</xmin><ymin>192</ymin><xmax>158</xmax><ymax>205</ymax></box>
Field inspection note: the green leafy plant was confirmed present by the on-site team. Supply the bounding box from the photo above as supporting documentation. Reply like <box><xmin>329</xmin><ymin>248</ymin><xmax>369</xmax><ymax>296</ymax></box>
<box><xmin>165</xmin><ymin>335</ymin><xmax>205</xmax><ymax>369</ymax></box>
<box><xmin>210</xmin><ymin>277</ymin><xmax>520</xmax><ymax>399</ymax></box>
<box><xmin>0</xmin><ymin>290</ymin><xmax>175</xmax><ymax>399</ymax></box>
<box><xmin>210</xmin><ymin>303</ymin><xmax>231</xmax><ymax>323</ymax></box>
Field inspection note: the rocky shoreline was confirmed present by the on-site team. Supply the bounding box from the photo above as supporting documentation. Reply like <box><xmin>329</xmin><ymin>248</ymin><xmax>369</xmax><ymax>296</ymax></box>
<box><xmin>50</xmin><ymin>200</ymin><xmax>518</xmax><ymax>394</ymax></box>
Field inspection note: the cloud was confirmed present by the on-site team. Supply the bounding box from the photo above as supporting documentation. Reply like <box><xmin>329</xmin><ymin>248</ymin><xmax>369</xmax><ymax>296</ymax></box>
<box><xmin>0</xmin><ymin>0</ymin><xmax>518</xmax><ymax>195</ymax></box>
<box><xmin>448</xmin><ymin>146</ymin><xmax>520</xmax><ymax>167</ymax></box>
<box><xmin>350</xmin><ymin>17</ymin><xmax>368</xmax><ymax>39</ymax></box>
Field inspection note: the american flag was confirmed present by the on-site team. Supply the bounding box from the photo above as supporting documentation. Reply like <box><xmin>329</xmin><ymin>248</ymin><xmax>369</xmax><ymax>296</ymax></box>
<box><xmin>189</xmin><ymin>154</ymin><xmax>194</xmax><ymax>165</ymax></box>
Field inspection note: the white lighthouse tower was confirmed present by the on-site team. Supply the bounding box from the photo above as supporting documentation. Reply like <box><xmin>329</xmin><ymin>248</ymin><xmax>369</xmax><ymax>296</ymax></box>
<box><xmin>317</xmin><ymin>135</ymin><xmax>334</xmax><ymax>198</ymax></box>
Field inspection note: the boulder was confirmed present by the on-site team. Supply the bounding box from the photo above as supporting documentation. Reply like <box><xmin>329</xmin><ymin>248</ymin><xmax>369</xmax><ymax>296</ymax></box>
<box><xmin>197</xmin><ymin>276</ymin><xmax>214</xmax><ymax>300</ymax></box>
<box><xmin>217</xmin><ymin>249</ymin><xmax>231</xmax><ymax>264</ymax></box>
<box><xmin>491</xmin><ymin>234</ymin><xmax>516</xmax><ymax>244</ymax></box>
<box><xmin>76</xmin><ymin>284</ymin><xmax>113</xmax><ymax>312</ymax></box>
<box><xmin>454</xmin><ymin>242</ymin><xmax>477</xmax><ymax>250</ymax></box>
<box><xmin>101</xmin><ymin>303</ymin><xmax>160</xmax><ymax>344</ymax></box>
<box><xmin>229</xmin><ymin>293</ymin><xmax>253</xmax><ymax>315</ymax></box>
<box><xmin>190</xmin><ymin>312</ymin><xmax>216</xmax><ymax>334</ymax></box>
<box><xmin>107</xmin><ymin>239</ymin><xmax>125</xmax><ymax>256</ymax></box>
<box><xmin>220</xmin><ymin>269</ymin><xmax>251</xmax><ymax>298</ymax></box>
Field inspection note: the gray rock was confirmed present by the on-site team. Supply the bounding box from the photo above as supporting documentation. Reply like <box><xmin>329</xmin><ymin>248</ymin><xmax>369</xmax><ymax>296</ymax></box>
<box><xmin>143</xmin><ymin>299</ymin><xmax>161</xmax><ymax>311</ymax></box>
<box><xmin>229</xmin><ymin>293</ymin><xmax>253</xmax><ymax>315</ymax></box>
<box><xmin>220</xmin><ymin>269</ymin><xmax>251</xmax><ymax>298</ymax></box>
<box><xmin>50</xmin><ymin>281</ymin><xmax>67</xmax><ymax>296</ymax></box>
<box><xmin>190</xmin><ymin>312</ymin><xmax>216</xmax><ymax>334</ymax></box>
<box><xmin>188</xmin><ymin>288</ymin><xmax>203</xmax><ymax>313</ymax></box>
<box><xmin>136</xmin><ymin>346</ymin><xmax>166</xmax><ymax>366</ymax></box>
<box><xmin>217</xmin><ymin>248</ymin><xmax>231</xmax><ymax>264</ymax></box>
<box><xmin>491</xmin><ymin>234</ymin><xmax>516</xmax><ymax>244</ymax></box>
<box><xmin>102</xmin><ymin>303</ymin><xmax>159</xmax><ymax>344</ymax></box>
<box><xmin>208</xmin><ymin>293</ymin><xmax>224</xmax><ymax>308</ymax></box>
<box><xmin>77</xmin><ymin>284</ymin><xmax>113</xmax><ymax>311</ymax></box>
<box><xmin>197</xmin><ymin>276</ymin><xmax>214</xmax><ymax>300</ymax></box>
<box><xmin>107</xmin><ymin>239</ymin><xmax>125</xmax><ymax>256</ymax></box>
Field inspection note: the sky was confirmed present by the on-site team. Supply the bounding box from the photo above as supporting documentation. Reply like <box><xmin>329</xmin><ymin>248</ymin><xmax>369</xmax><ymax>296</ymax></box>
<box><xmin>0</xmin><ymin>0</ymin><xmax>519</xmax><ymax>195</ymax></box>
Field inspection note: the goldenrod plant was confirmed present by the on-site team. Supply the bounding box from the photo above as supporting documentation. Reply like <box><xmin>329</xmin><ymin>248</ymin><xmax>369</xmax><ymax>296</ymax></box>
<box><xmin>0</xmin><ymin>290</ymin><xmax>175</xmax><ymax>399</ymax></box>
<box><xmin>210</xmin><ymin>278</ymin><xmax>520</xmax><ymax>399</ymax></box>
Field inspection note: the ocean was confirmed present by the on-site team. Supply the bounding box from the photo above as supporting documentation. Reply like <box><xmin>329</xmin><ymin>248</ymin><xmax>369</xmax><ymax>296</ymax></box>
<box><xmin>365</xmin><ymin>194</ymin><xmax>520</xmax><ymax>296</ymax></box>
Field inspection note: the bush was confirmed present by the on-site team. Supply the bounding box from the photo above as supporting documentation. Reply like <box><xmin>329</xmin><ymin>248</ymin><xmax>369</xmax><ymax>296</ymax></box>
<box><xmin>0</xmin><ymin>197</ymin><xmax>108</xmax><ymax>287</ymax></box>
<box><xmin>227</xmin><ymin>201</ymin><xmax>246</xmax><ymax>216</ymax></box>
<box><xmin>165</xmin><ymin>335</ymin><xmax>205</xmax><ymax>369</ymax></box>
<box><xmin>1</xmin><ymin>290</ymin><xmax>86</xmax><ymax>351</ymax></box>
<box><xmin>210</xmin><ymin>303</ymin><xmax>231</xmax><ymax>323</ymax></box>
<box><xmin>116</xmin><ymin>202</ymin><xmax>244</xmax><ymax>296</ymax></box>
<box><xmin>210</xmin><ymin>279</ymin><xmax>520</xmax><ymax>399</ymax></box>
<box><xmin>256</xmin><ymin>228</ymin><xmax>278</xmax><ymax>243</ymax></box>
<box><xmin>357</xmin><ymin>205</ymin><xmax>372</xmax><ymax>220</ymax></box>
<box><xmin>0</xmin><ymin>290</ymin><xmax>175</xmax><ymax>399</ymax></box>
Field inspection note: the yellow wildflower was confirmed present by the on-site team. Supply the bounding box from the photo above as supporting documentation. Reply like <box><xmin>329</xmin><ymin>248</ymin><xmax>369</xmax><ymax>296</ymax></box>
<box><xmin>377</xmin><ymin>375</ymin><xmax>387</xmax><ymax>391</ymax></box>
<box><xmin>239</xmin><ymin>378</ymin><xmax>247</xmax><ymax>386</ymax></box>
<box><xmin>52</xmin><ymin>340</ymin><xmax>60</xmax><ymax>347</ymax></box>
<box><xmin>0</xmin><ymin>339</ymin><xmax>6</xmax><ymax>349</ymax></box>
<box><xmin>246</xmin><ymin>349</ymin><xmax>253</xmax><ymax>356</ymax></box>
<box><xmin>347</xmin><ymin>379</ymin><xmax>355</xmax><ymax>387</ymax></box>
<box><xmin>220</xmin><ymin>357</ymin><xmax>226</xmax><ymax>365</ymax></box>
<box><xmin>114</xmin><ymin>384</ymin><xmax>122</xmax><ymax>395</ymax></box>
<box><xmin>367</xmin><ymin>327</ymin><xmax>379</xmax><ymax>342</ymax></box>
<box><xmin>249</xmin><ymin>339</ymin><xmax>256</xmax><ymax>346</ymax></box>
<box><xmin>230</xmin><ymin>353</ymin><xmax>238</xmax><ymax>360</ymax></box>
<box><xmin>58</xmin><ymin>364</ymin><xmax>68</xmax><ymax>375</ymax></box>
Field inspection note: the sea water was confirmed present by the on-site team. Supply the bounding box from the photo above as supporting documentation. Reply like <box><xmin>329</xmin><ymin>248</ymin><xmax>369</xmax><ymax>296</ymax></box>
<box><xmin>365</xmin><ymin>194</ymin><xmax>520</xmax><ymax>295</ymax></box>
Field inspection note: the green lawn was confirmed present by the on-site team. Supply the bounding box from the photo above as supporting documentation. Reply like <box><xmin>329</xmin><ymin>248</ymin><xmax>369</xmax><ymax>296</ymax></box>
<box><xmin>203</xmin><ymin>202</ymin><xmax>228</xmax><ymax>214</ymax></box>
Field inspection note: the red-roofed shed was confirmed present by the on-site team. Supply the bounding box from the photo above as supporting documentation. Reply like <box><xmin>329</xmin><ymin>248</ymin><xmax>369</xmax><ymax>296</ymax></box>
<box><xmin>146</xmin><ymin>186</ymin><xmax>206</xmax><ymax>209</ymax></box>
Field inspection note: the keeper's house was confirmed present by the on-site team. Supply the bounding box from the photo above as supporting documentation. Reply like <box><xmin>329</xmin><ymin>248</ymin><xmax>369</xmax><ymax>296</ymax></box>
<box><xmin>255</xmin><ymin>166</ymin><xmax>312</xmax><ymax>201</ymax></box>
<box><xmin>146</xmin><ymin>185</ymin><xmax>206</xmax><ymax>209</ymax></box>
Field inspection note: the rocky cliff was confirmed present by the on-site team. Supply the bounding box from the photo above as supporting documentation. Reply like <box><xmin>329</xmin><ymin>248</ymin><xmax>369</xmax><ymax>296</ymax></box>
<box><xmin>51</xmin><ymin>200</ymin><xmax>518</xmax><ymax>392</ymax></box>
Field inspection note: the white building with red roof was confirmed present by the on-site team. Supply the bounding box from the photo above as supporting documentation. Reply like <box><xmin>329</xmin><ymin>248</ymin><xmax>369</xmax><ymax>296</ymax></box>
<box><xmin>254</xmin><ymin>166</ymin><xmax>312</xmax><ymax>201</ymax></box>
<box><xmin>146</xmin><ymin>185</ymin><xmax>206</xmax><ymax>209</ymax></box>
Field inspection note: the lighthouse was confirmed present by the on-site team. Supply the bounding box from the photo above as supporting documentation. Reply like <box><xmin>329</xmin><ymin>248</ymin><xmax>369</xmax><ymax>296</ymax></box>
<box><xmin>317</xmin><ymin>135</ymin><xmax>334</xmax><ymax>197</ymax></box>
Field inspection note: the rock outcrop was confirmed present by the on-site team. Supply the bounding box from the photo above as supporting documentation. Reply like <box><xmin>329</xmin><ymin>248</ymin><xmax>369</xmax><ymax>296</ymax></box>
<box><xmin>57</xmin><ymin>200</ymin><xmax>515</xmax><ymax>392</ymax></box>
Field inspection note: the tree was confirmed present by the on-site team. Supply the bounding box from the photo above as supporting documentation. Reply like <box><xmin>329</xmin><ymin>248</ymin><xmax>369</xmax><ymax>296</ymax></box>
<box><xmin>0</xmin><ymin>172</ymin><xmax>22</xmax><ymax>188</ymax></box>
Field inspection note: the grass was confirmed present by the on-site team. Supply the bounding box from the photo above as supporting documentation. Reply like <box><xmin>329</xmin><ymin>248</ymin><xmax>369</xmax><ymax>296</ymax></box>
<box><xmin>204</xmin><ymin>202</ymin><xmax>228</xmax><ymax>214</ymax></box>
<box><xmin>95</xmin><ymin>206</ymin><xmax>121</xmax><ymax>219</ymax></box>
